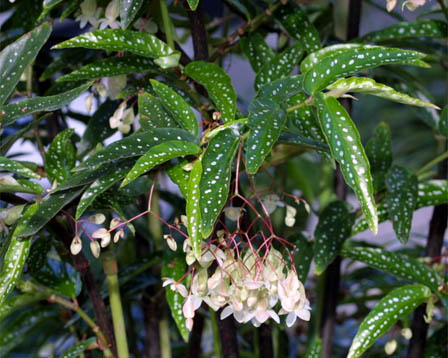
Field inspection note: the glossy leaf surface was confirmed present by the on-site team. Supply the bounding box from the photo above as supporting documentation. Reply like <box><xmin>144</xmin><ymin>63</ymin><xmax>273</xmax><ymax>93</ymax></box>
<box><xmin>240</xmin><ymin>33</ymin><xmax>275</xmax><ymax>73</ymax></box>
<box><xmin>313</xmin><ymin>201</ymin><xmax>355</xmax><ymax>274</ymax></box>
<box><xmin>200</xmin><ymin>129</ymin><xmax>239</xmax><ymax>237</ymax></box>
<box><xmin>166</xmin><ymin>160</ymin><xmax>190</xmax><ymax>197</ymax></box>
<box><xmin>315</xmin><ymin>93</ymin><xmax>377</xmax><ymax>234</ymax></box>
<box><xmin>120</xmin><ymin>0</ymin><xmax>144</xmax><ymax>29</ymax></box>
<box><xmin>1</xmin><ymin>82</ymin><xmax>92</xmax><ymax>127</ymax></box>
<box><xmin>45</xmin><ymin>128</ymin><xmax>76</xmax><ymax>184</ymax></box>
<box><xmin>0</xmin><ymin>157</ymin><xmax>40</xmax><ymax>179</ymax></box>
<box><xmin>327</xmin><ymin>77</ymin><xmax>439</xmax><ymax>108</ymax></box>
<box><xmin>139</xmin><ymin>92</ymin><xmax>178</xmax><ymax>130</ymax></box>
<box><xmin>290</xmin><ymin>232</ymin><xmax>313</xmax><ymax>283</ymax></box>
<box><xmin>341</xmin><ymin>246</ymin><xmax>442</xmax><ymax>292</ymax></box>
<box><xmin>256</xmin><ymin>75</ymin><xmax>303</xmax><ymax>103</ymax></box>
<box><xmin>121</xmin><ymin>140</ymin><xmax>201</xmax><ymax>187</ymax></box>
<box><xmin>184</xmin><ymin>61</ymin><xmax>237</xmax><ymax>123</ymax></box>
<box><xmin>347</xmin><ymin>284</ymin><xmax>431</xmax><ymax>358</ymax></box>
<box><xmin>186</xmin><ymin>160</ymin><xmax>202</xmax><ymax>259</ymax></box>
<box><xmin>255</xmin><ymin>43</ymin><xmax>303</xmax><ymax>90</ymax></box>
<box><xmin>303</xmin><ymin>46</ymin><xmax>426</xmax><ymax>94</ymax></box>
<box><xmin>385</xmin><ymin>166</ymin><xmax>418</xmax><ymax>244</ymax></box>
<box><xmin>0</xmin><ymin>292</ymin><xmax>50</xmax><ymax>321</ymax></box>
<box><xmin>0</xmin><ymin>22</ymin><xmax>52</xmax><ymax>105</ymax></box>
<box><xmin>187</xmin><ymin>0</ymin><xmax>199</xmax><ymax>10</ymax></box>
<box><xmin>151</xmin><ymin>79</ymin><xmax>198</xmax><ymax>136</ymax></box>
<box><xmin>79</xmin><ymin>128</ymin><xmax>198</xmax><ymax>168</ymax></box>
<box><xmin>245</xmin><ymin>98</ymin><xmax>287</xmax><ymax>174</ymax></box>
<box><xmin>0</xmin><ymin>179</ymin><xmax>44</xmax><ymax>195</ymax></box>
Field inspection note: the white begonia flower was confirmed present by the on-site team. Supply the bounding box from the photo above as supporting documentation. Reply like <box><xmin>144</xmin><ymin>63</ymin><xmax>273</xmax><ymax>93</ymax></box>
<box><xmin>98</xmin><ymin>0</ymin><xmax>120</xmax><ymax>29</ymax></box>
<box><xmin>386</xmin><ymin>0</ymin><xmax>398</xmax><ymax>12</ymax></box>
<box><xmin>88</xmin><ymin>213</ymin><xmax>106</xmax><ymax>225</ymax></box>
<box><xmin>70</xmin><ymin>236</ymin><xmax>83</xmax><ymax>255</ymax></box>
<box><xmin>162</xmin><ymin>278</ymin><xmax>188</xmax><ymax>298</ymax></box>
<box><xmin>94</xmin><ymin>82</ymin><xmax>108</xmax><ymax>98</ymax></box>
<box><xmin>163</xmin><ymin>234</ymin><xmax>177</xmax><ymax>251</ymax></box>
<box><xmin>401</xmin><ymin>328</ymin><xmax>412</xmax><ymax>340</ymax></box>
<box><xmin>76</xmin><ymin>0</ymin><xmax>102</xmax><ymax>28</ymax></box>
<box><xmin>0</xmin><ymin>175</ymin><xmax>18</xmax><ymax>186</ymax></box>
<box><xmin>85</xmin><ymin>92</ymin><xmax>94</xmax><ymax>113</ymax></box>
<box><xmin>261</xmin><ymin>194</ymin><xmax>284</xmax><ymax>214</ymax></box>
<box><xmin>92</xmin><ymin>228</ymin><xmax>111</xmax><ymax>248</ymax></box>
<box><xmin>113</xmin><ymin>228</ymin><xmax>124</xmax><ymax>243</ymax></box>
<box><xmin>402</xmin><ymin>0</ymin><xmax>426</xmax><ymax>11</ymax></box>
<box><xmin>90</xmin><ymin>240</ymin><xmax>101</xmax><ymax>258</ymax></box>
<box><xmin>285</xmin><ymin>205</ymin><xmax>297</xmax><ymax>227</ymax></box>
<box><xmin>385</xmin><ymin>339</ymin><xmax>397</xmax><ymax>355</ymax></box>
<box><xmin>109</xmin><ymin>102</ymin><xmax>135</xmax><ymax>134</ymax></box>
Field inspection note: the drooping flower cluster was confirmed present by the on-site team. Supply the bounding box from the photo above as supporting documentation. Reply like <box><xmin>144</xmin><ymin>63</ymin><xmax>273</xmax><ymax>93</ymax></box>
<box><xmin>163</xmin><ymin>234</ymin><xmax>311</xmax><ymax>330</ymax></box>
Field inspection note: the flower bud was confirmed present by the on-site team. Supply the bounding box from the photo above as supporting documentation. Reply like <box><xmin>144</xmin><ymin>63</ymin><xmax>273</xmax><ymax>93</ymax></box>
<box><xmin>401</xmin><ymin>328</ymin><xmax>412</xmax><ymax>340</ymax></box>
<box><xmin>85</xmin><ymin>92</ymin><xmax>94</xmax><ymax>113</ymax></box>
<box><xmin>88</xmin><ymin>213</ymin><xmax>106</xmax><ymax>225</ymax></box>
<box><xmin>90</xmin><ymin>240</ymin><xmax>101</xmax><ymax>258</ymax></box>
<box><xmin>70</xmin><ymin>236</ymin><xmax>82</xmax><ymax>255</ymax></box>
<box><xmin>109</xmin><ymin>218</ymin><xmax>121</xmax><ymax>229</ymax></box>
<box><xmin>385</xmin><ymin>339</ymin><xmax>397</xmax><ymax>355</ymax></box>
<box><xmin>113</xmin><ymin>228</ymin><xmax>124</xmax><ymax>243</ymax></box>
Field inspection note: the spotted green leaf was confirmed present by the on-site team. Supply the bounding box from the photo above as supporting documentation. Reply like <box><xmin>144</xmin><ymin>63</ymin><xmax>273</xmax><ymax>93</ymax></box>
<box><xmin>76</xmin><ymin>163</ymin><xmax>134</xmax><ymax>219</ymax></box>
<box><xmin>120</xmin><ymin>0</ymin><xmax>144</xmax><ymax>29</ymax></box>
<box><xmin>240</xmin><ymin>33</ymin><xmax>275</xmax><ymax>73</ymax></box>
<box><xmin>121</xmin><ymin>140</ymin><xmax>201</xmax><ymax>187</ymax></box>
<box><xmin>352</xmin><ymin>180</ymin><xmax>448</xmax><ymax>235</ymax></box>
<box><xmin>357</xmin><ymin>20</ymin><xmax>448</xmax><ymax>43</ymax></box>
<box><xmin>245</xmin><ymin>98</ymin><xmax>287</xmax><ymax>174</ymax></box>
<box><xmin>439</xmin><ymin>105</ymin><xmax>447</xmax><ymax>137</ymax></box>
<box><xmin>0</xmin><ymin>307</ymin><xmax>58</xmax><ymax>355</ymax></box>
<box><xmin>274</xmin><ymin>3</ymin><xmax>321</xmax><ymax>53</ymax></box>
<box><xmin>187</xmin><ymin>160</ymin><xmax>202</xmax><ymax>259</ymax></box>
<box><xmin>139</xmin><ymin>92</ymin><xmax>178</xmax><ymax>130</ymax></box>
<box><xmin>385</xmin><ymin>166</ymin><xmax>418</xmax><ymax>244</ymax></box>
<box><xmin>287</xmin><ymin>93</ymin><xmax>326</xmax><ymax>143</ymax></box>
<box><xmin>347</xmin><ymin>284</ymin><xmax>431</xmax><ymax>358</ymax></box>
<box><xmin>16</xmin><ymin>187</ymin><xmax>83</xmax><ymax>238</ymax></box>
<box><xmin>0</xmin><ymin>178</ymin><xmax>44</xmax><ymax>195</ymax></box>
<box><xmin>254</xmin><ymin>43</ymin><xmax>304</xmax><ymax>90</ymax></box>
<box><xmin>0</xmin><ymin>204</ymin><xmax>37</xmax><ymax>303</ymax></box>
<box><xmin>162</xmin><ymin>253</ymin><xmax>189</xmax><ymax>342</ymax></box>
<box><xmin>341</xmin><ymin>246</ymin><xmax>442</xmax><ymax>292</ymax></box>
<box><xmin>313</xmin><ymin>201</ymin><xmax>355</xmax><ymax>274</ymax></box>
<box><xmin>53</xmin><ymin>29</ymin><xmax>180</xmax><ymax>69</ymax></box>
<box><xmin>277</xmin><ymin>134</ymin><xmax>329</xmax><ymax>153</ymax></box>
<box><xmin>200</xmin><ymin>129</ymin><xmax>240</xmax><ymax>237</ymax></box>
<box><xmin>303</xmin><ymin>46</ymin><xmax>427</xmax><ymax>94</ymax></box>
<box><xmin>78</xmin><ymin>100</ymin><xmax>121</xmax><ymax>157</ymax></box>
<box><xmin>0</xmin><ymin>22</ymin><xmax>52</xmax><ymax>105</ymax></box>
<box><xmin>327</xmin><ymin>77</ymin><xmax>439</xmax><ymax>109</ymax></box>
<box><xmin>187</xmin><ymin>0</ymin><xmax>199</xmax><ymax>10</ymax></box>
<box><xmin>289</xmin><ymin>232</ymin><xmax>313</xmax><ymax>283</ymax></box>
<box><xmin>0</xmin><ymin>292</ymin><xmax>50</xmax><ymax>322</ymax></box>
<box><xmin>184</xmin><ymin>61</ymin><xmax>237</xmax><ymax>123</ymax></box>
<box><xmin>78</xmin><ymin>128</ymin><xmax>198</xmax><ymax>169</ymax></box>
<box><xmin>305</xmin><ymin>337</ymin><xmax>322</xmax><ymax>358</ymax></box>
<box><xmin>150</xmin><ymin>80</ymin><xmax>198</xmax><ymax>136</ymax></box>
<box><xmin>1</xmin><ymin>82</ymin><xmax>92</xmax><ymax>127</ymax></box>
<box><xmin>58</xmin><ymin>55</ymin><xmax>158</xmax><ymax>82</ymax></box>
<box><xmin>256</xmin><ymin>75</ymin><xmax>303</xmax><ymax>103</ymax></box>
<box><xmin>60</xmin><ymin>337</ymin><xmax>97</xmax><ymax>358</ymax></box>
<box><xmin>315</xmin><ymin>93</ymin><xmax>378</xmax><ymax>234</ymax></box>
<box><xmin>0</xmin><ymin>157</ymin><xmax>40</xmax><ymax>179</ymax></box>
<box><xmin>45</xmin><ymin>128</ymin><xmax>76</xmax><ymax>184</ymax></box>
<box><xmin>166</xmin><ymin>160</ymin><xmax>190</xmax><ymax>197</ymax></box>
<box><xmin>366</xmin><ymin>122</ymin><xmax>393</xmax><ymax>192</ymax></box>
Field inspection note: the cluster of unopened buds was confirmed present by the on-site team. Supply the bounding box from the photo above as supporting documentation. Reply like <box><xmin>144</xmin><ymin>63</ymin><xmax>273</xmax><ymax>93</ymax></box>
<box><xmin>70</xmin><ymin>214</ymin><xmax>125</xmax><ymax>258</ymax></box>
<box><xmin>163</xmin><ymin>229</ymin><xmax>311</xmax><ymax>331</ymax></box>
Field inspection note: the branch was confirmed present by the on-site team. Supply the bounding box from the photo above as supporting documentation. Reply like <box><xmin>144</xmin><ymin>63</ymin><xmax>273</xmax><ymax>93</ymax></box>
<box><xmin>185</xmin><ymin>1</ymin><xmax>209</xmax><ymax>61</ymax></box>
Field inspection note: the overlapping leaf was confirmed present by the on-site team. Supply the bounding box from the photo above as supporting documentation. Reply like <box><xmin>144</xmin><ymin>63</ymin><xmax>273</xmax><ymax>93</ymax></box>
<box><xmin>60</xmin><ymin>337</ymin><xmax>97</xmax><ymax>358</ymax></box>
<box><xmin>186</xmin><ymin>160</ymin><xmax>202</xmax><ymax>259</ymax></box>
<box><xmin>0</xmin><ymin>157</ymin><xmax>40</xmax><ymax>179</ymax></box>
<box><xmin>256</xmin><ymin>75</ymin><xmax>303</xmax><ymax>103</ymax></box>
<box><xmin>76</xmin><ymin>163</ymin><xmax>135</xmax><ymax>219</ymax></box>
<box><xmin>274</xmin><ymin>3</ymin><xmax>321</xmax><ymax>53</ymax></box>
<box><xmin>162</xmin><ymin>254</ymin><xmax>189</xmax><ymax>341</ymax></box>
<box><xmin>58</xmin><ymin>55</ymin><xmax>158</xmax><ymax>82</ymax></box>
<box><xmin>289</xmin><ymin>232</ymin><xmax>313</xmax><ymax>282</ymax></box>
<box><xmin>327</xmin><ymin>77</ymin><xmax>439</xmax><ymax>109</ymax></box>
<box><xmin>347</xmin><ymin>284</ymin><xmax>431</xmax><ymax>358</ymax></box>
<box><xmin>315</xmin><ymin>93</ymin><xmax>378</xmax><ymax>234</ymax></box>
<box><xmin>365</xmin><ymin>122</ymin><xmax>393</xmax><ymax>192</ymax></box>
<box><xmin>200</xmin><ymin>129</ymin><xmax>239</xmax><ymax>237</ymax></box>
<box><xmin>255</xmin><ymin>43</ymin><xmax>303</xmax><ymax>90</ymax></box>
<box><xmin>313</xmin><ymin>201</ymin><xmax>355</xmax><ymax>274</ymax></box>
<box><xmin>45</xmin><ymin>128</ymin><xmax>76</xmax><ymax>184</ymax></box>
<box><xmin>357</xmin><ymin>20</ymin><xmax>448</xmax><ymax>43</ymax></box>
<box><xmin>245</xmin><ymin>98</ymin><xmax>287</xmax><ymax>174</ymax></box>
<box><xmin>0</xmin><ymin>179</ymin><xmax>44</xmax><ymax>195</ymax></box>
<box><xmin>139</xmin><ymin>92</ymin><xmax>178</xmax><ymax>130</ymax></box>
<box><xmin>341</xmin><ymin>246</ymin><xmax>442</xmax><ymax>292</ymax></box>
<box><xmin>166</xmin><ymin>160</ymin><xmax>191</xmax><ymax>197</ymax></box>
<box><xmin>0</xmin><ymin>22</ymin><xmax>52</xmax><ymax>105</ymax></box>
<box><xmin>277</xmin><ymin>134</ymin><xmax>329</xmax><ymax>153</ymax></box>
<box><xmin>121</xmin><ymin>140</ymin><xmax>201</xmax><ymax>187</ymax></box>
<box><xmin>150</xmin><ymin>79</ymin><xmax>198</xmax><ymax>136</ymax></box>
<box><xmin>303</xmin><ymin>46</ymin><xmax>427</xmax><ymax>94</ymax></box>
<box><xmin>53</xmin><ymin>29</ymin><xmax>180</xmax><ymax>69</ymax></box>
<box><xmin>439</xmin><ymin>105</ymin><xmax>447</xmax><ymax>137</ymax></box>
<box><xmin>78</xmin><ymin>128</ymin><xmax>198</xmax><ymax>168</ymax></box>
<box><xmin>0</xmin><ymin>292</ymin><xmax>50</xmax><ymax>322</ymax></box>
<box><xmin>240</xmin><ymin>33</ymin><xmax>275</xmax><ymax>73</ymax></box>
<box><xmin>385</xmin><ymin>166</ymin><xmax>418</xmax><ymax>244</ymax></box>
<box><xmin>1</xmin><ymin>82</ymin><xmax>92</xmax><ymax>127</ymax></box>
<box><xmin>184</xmin><ymin>61</ymin><xmax>237</xmax><ymax>123</ymax></box>
<box><xmin>120</xmin><ymin>0</ymin><xmax>144</xmax><ymax>29</ymax></box>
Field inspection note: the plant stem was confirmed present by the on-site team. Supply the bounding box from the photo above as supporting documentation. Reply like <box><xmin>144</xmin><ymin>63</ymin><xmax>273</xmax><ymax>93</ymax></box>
<box><xmin>210</xmin><ymin>310</ymin><xmax>222</xmax><ymax>358</ymax></box>
<box><xmin>103</xmin><ymin>251</ymin><xmax>130</xmax><ymax>358</ymax></box>
<box><xmin>437</xmin><ymin>0</ymin><xmax>448</xmax><ymax>22</ymax></box>
<box><xmin>416</xmin><ymin>150</ymin><xmax>448</xmax><ymax>177</ymax></box>
<box><xmin>160</xmin><ymin>0</ymin><xmax>174</xmax><ymax>49</ymax></box>
<box><xmin>49</xmin><ymin>295</ymin><xmax>113</xmax><ymax>358</ymax></box>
